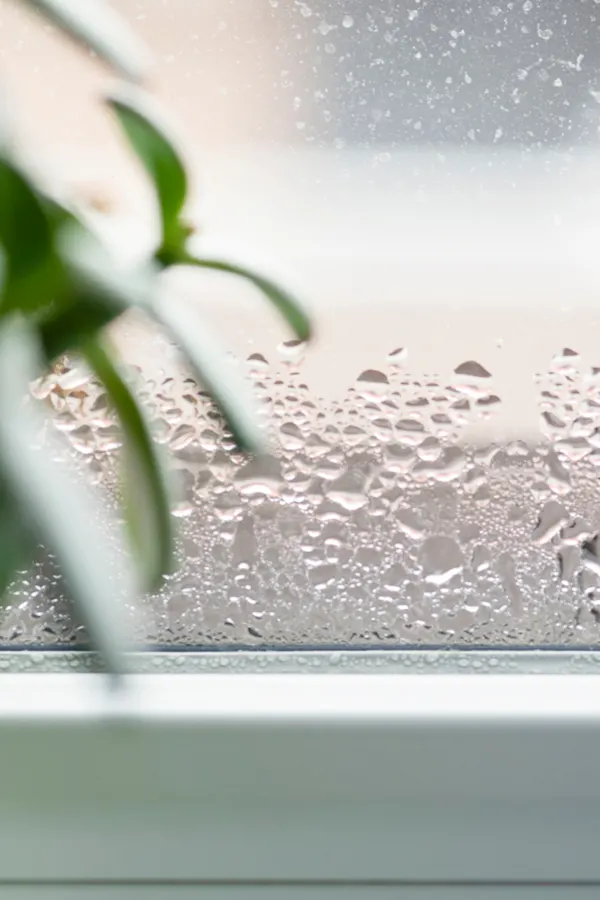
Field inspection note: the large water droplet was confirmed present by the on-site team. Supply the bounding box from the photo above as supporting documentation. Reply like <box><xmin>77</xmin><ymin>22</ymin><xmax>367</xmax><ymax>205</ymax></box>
<box><xmin>235</xmin><ymin>455</ymin><xmax>283</xmax><ymax>498</ymax></box>
<box><xmin>421</xmin><ymin>536</ymin><xmax>464</xmax><ymax>586</ymax></box>
<box><xmin>326</xmin><ymin>472</ymin><xmax>368</xmax><ymax>511</ymax></box>
<box><xmin>356</xmin><ymin>369</ymin><xmax>389</xmax><ymax>399</ymax></box>
<box><xmin>531</xmin><ymin>500</ymin><xmax>568</xmax><ymax>545</ymax></box>
<box><xmin>279</xmin><ymin>421</ymin><xmax>304</xmax><ymax>452</ymax></box>
<box><xmin>453</xmin><ymin>361</ymin><xmax>492</xmax><ymax>378</ymax></box>
<box><xmin>394</xmin><ymin>507</ymin><xmax>427</xmax><ymax>540</ymax></box>
<box><xmin>582</xmin><ymin>535</ymin><xmax>600</xmax><ymax>578</ymax></box>
<box><xmin>546</xmin><ymin>451</ymin><xmax>572</xmax><ymax>495</ymax></box>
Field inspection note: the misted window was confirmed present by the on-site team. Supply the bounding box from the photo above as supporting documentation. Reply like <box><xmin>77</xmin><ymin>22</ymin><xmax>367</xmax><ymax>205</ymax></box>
<box><xmin>3</xmin><ymin>0</ymin><xmax>600</xmax><ymax>648</ymax></box>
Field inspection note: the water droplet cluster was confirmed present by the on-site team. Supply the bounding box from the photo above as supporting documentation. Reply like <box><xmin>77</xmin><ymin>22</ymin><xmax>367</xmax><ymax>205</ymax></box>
<box><xmin>6</xmin><ymin>343</ymin><xmax>600</xmax><ymax>649</ymax></box>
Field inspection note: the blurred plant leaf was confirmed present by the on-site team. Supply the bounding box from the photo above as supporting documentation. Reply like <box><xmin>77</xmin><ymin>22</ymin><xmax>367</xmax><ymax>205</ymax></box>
<box><xmin>0</xmin><ymin>158</ymin><xmax>50</xmax><ymax>278</ymax></box>
<box><xmin>152</xmin><ymin>296</ymin><xmax>264</xmax><ymax>453</ymax></box>
<box><xmin>179</xmin><ymin>254</ymin><xmax>312</xmax><ymax>343</ymax></box>
<box><xmin>0</xmin><ymin>157</ymin><xmax>65</xmax><ymax>317</ymax></box>
<box><xmin>40</xmin><ymin>222</ymin><xmax>155</xmax><ymax>360</ymax></box>
<box><xmin>84</xmin><ymin>337</ymin><xmax>173</xmax><ymax>592</ymax></box>
<box><xmin>40</xmin><ymin>299</ymin><xmax>123</xmax><ymax>361</ymax></box>
<box><xmin>0</xmin><ymin>476</ymin><xmax>36</xmax><ymax>598</ymax></box>
<box><xmin>105</xmin><ymin>94</ymin><xmax>311</xmax><ymax>342</ymax></box>
<box><xmin>0</xmin><ymin>317</ymin><xmax>134</xmax><ymax>677</ymax></box>
<box><xmin>107</xmin><ymin>91</ymin><xmax>188</xmax><ymax>253</ymax></box>
<box><xmin>22</xmin><ymin>0</ymin><xmax>148</xmax><ymax>82</ymax></box>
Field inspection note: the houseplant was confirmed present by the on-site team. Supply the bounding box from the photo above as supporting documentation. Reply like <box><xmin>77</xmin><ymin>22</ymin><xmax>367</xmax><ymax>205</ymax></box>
<box><xmin>0</xmin><ymin>0</ymin><xmax>310</xmax><ymax>676</ymax></box>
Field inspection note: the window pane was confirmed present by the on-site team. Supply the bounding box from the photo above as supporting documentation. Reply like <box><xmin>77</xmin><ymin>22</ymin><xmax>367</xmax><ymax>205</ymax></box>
<box><xmin>3</xmin><ymin>0</ymin><xmax>600</xmax><ymax>647</ymax></box>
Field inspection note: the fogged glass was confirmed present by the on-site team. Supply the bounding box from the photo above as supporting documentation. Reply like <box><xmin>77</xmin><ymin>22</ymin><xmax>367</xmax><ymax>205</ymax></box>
<box><xmin>3</xmin><ymin>0</ymin><xmax>600</xmax><ymax>648</ymax></box>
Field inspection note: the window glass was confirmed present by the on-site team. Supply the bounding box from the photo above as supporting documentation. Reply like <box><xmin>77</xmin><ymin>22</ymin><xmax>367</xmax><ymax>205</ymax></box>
<box><xmin>3</xmin><ymin>0</ymin><xmax>600</xmax><ymax>648</ymax></box>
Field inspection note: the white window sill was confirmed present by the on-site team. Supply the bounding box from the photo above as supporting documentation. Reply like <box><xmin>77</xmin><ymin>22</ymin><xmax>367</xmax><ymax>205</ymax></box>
<box><xmin>0</xmin><ymin>663</ymin><xmax>599</xmax><ymax>892</ymax></box>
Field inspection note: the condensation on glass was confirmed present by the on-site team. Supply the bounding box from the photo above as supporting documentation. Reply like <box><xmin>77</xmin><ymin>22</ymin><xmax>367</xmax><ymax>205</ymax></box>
<box><xmin>3</xmin><ymin>0</ymin><xmax>600</xmax><ymax>648</ymax></box>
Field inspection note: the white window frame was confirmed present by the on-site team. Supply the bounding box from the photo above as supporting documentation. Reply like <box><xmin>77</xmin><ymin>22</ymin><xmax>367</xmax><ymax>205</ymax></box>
<box><xmin>0</xmin><ymin>651</ymin><xmax>599</xmax><ymax>896</ymax></box>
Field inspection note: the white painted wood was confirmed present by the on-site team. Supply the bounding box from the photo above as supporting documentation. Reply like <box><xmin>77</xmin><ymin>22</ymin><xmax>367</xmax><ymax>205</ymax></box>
<box><xmin>0</xmin><ymin>673</ymin><xmax>597</xmax><ymax>884</ymax></box>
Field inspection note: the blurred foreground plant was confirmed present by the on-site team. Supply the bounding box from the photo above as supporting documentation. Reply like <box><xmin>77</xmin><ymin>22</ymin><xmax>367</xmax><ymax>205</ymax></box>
<box><xmin>0</xmin><ymin>0</ymin><xmax>311</xmax><ymax>676</ymax></box>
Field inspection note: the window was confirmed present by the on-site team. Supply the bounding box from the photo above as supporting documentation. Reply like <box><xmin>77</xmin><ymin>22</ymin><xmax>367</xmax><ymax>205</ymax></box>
<box><xmin>3</xmin><ymin>0</ymin><xmax>600</xmax><ymax>650</ymax></box>
<box><xmin>1</xmin><ymin>0</ymin><xmax>600</xmax><ymax>893</ymax></box>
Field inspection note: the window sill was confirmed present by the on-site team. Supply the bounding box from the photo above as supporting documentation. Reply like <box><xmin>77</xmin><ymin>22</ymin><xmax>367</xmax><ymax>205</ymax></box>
<box><xmin>0</xmin><ymin>660</ymin><xmax>598</xmax><ymax>888</ymax></box>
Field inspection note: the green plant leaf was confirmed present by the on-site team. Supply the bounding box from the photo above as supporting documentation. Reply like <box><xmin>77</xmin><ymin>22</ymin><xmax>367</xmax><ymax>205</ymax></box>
<box><xmin>84</xmin><ymin>337</ymin><xmax>174</xmax><ymax>592</ymax></box>
<box><xmin>0</xmin><ymin>158</ymin><xmax>51</xmax><ymax>281</ymax></box>
<box><xmin>40</xmin><ymin>299</ymin><xmax>123</xmax><ymax>361</ymax></box>
<box><xmin>23</xmin><ymin>0</ymin><xmax>148</xmax><ymax>81</ymax></box>
<box><xmin>0</xmin><ymin>476</ymin><xmax>35</xmax><ymax>599</ymax></box>
<box><xmin>180</xmin><ymin>254</ymin><xmax>312</xmax><ymax>343</ymax></box>
<box><xmin>152</xmin><ymin>296</ymin><xmax>264</xmax><ymax>453</ymax></box>
<box><xmin>0</xmin><ymin>317</ymin><xmax>135</xmax><ymax>677</ymax></box>
<box><xmin>0</xmin><ymin>158</ymin><xmax>66</xmax><ymax>318</ymax></box>
<box><xmin>107</xmin><ymin>90</ymin><xmax>188</xmax><ymax>252</ymax></box>
<box><xmin>40</xmin><ymin>222</ymin><xmax>155</xmax><ymax>360</ymax></box>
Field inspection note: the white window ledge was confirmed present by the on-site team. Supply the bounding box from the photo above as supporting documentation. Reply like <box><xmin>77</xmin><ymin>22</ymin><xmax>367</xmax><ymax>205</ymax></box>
<box><xmin>0</xmin><ymin>665</ymin><xmax>599</xmax><ymax>891</ymax></box>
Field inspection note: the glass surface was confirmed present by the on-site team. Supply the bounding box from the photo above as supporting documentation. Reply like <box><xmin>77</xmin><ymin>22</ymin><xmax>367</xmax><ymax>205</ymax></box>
<box><xmin>3</xmin><ymin>0</ymin><xmax>600</xmax><ymax>648</ymax></box>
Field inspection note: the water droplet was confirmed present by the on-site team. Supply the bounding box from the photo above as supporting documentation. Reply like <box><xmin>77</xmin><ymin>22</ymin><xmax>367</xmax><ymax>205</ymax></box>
<box><xmin>387</xmin><ymin>347</ymin><xmax>407</xmax><ymax>367</ymax></box>
<box><xmin>582</xmin><ymin>535</ymin><xmax>600</xmax><ymax>578</ymax></box>
<box><xmin>395</xmin><ymin>418</ymin><xmax>426</xmax><ymax>447</ymax></box>
<box><xmin>558</xmin><ymin>546</ymin><xmax>579</xmax><ymax>583</ymax></box>
<box><xmin>551</xmin><ymin>348</ymin><xmax>580</xmax><ymax>375</ymax></box>
<box><xmin>279</xmin><ymin>422</ymin><xmax>304</xmax><ymax>452</ymax></box>
<box><xmin>394</xmin><ymin>507</ymin><xmax>427</xmax><ymax>540</ymax></box>
<box><xmin>561</xmin><ymin>520</ymin><xmax>594</xmax><ymax>546</ymax></box>
<box><xmin>416</xmin><ymin>436</ymin><xmax>441</xmax><ymax>461</ymax></box>
<box><xmin>531</xmin><ymin>500</ymin><xmax>568</xmax><ymax>545</ymax></box>
<box><xmin>382</xmin><ymin>562</ymin><xmax>407</xmax><ymax>593</ymax></box>
<box><xmin>413</xmin><ymin>447</ymin><xmax>466</xmax><ymax>483</ymax></box>
<box><xmin>356</xmin><ymin>369</ymin><xmax>389</xmax><ymax>399</ymax></box>
<box><xmin>169</xmin><ymin>424</ymin><xmax>196</xmax><ymax>451</ymax></box>
<box><xmin>305</xmin><ymin>433</ymin><xmax>331</xmax><ymax>458</ymax></box>
<box><xmin>172</xmin><ymin>501</ymin><xmax>194</xmax><ymax>519</ymax></box>
<box><xmin>384</xmin><ymin>444</ymin><xmax>415</xmax><ymax>472</ymax></box>
<box><xmin>309</xmin><ymin>563</ymin><xmax>337</xmax><ymax>590</ymax></box>
<box><xmin>326</xmin><ymin>472</ymin><xmax>368</xmax><ymax>511</ymax></box>
<box><xmin>247</xmin><ymin>353</ymin><xmax>269</xmax><ymax>376</ymax></box>
<box><xmin>235</xmin><ymin>456</ymin><xmax>282</xmax><ymax>498</ymax></box>
<box><xmin>453</xmin><ymin>361</ymin><xmax>492</xmax><ymax>378</ymax></box>
<box><xmin>421</xmin><ymin>536</ymin><xmax>464</xmax><ymax>586</ymax></box>
<box><xmin>555</xmin><ymin>437</ymin><xmax>591</xmax><ymax>462</ymax></box>
<box><xmin>472</xmin><ymin>544</ymin><xmax>492</xmax><ymax>572</ymax></box>
<box><xmin>277</xmin><ymin>340</ymin><xmax>306</xmax><ymax>365</ymax></box>
<box><xmin>213</xmin><ymin>491</ymin><xmax>243</xmax><ymax>522</ymax></box>
<box><xmin>541</xmin><ymin>410</ymin><xmax>567</xmax><ymax>433</ymax></box>
<box><xmin>232</xmin><ymin>517</ymin><xmax>257</xmax><ymax>564</ymax></box>
<box><xmin>546</xmin><ymin>451</ymin><xmax>572</xmax><ymax>496</ymax></box>
<box><xmin>496</xmin><ymin>552</ymin><xmax>522</xmax><ymax>611</ymax></box>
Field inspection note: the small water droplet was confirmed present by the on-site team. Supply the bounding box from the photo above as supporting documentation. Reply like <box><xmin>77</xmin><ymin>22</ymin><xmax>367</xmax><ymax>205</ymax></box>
<box><xmin>387</xmin><ymin>347</ymin><xmax>407</xmax><ymax>367</ymax></box>
<box><xmin>277</xmin><ymin>339</ymin><xmax>306</xmax><ymax>365</ymax></box>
